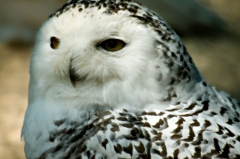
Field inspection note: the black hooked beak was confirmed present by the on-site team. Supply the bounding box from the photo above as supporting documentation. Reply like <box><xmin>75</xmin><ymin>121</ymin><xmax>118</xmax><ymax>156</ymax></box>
<box><xmin>69</xmin><ymin>66</ymin><xmax>77</xmax><ymax>88</ymax></box>
<box><xmin>69</xmin><ymin>59</ymin><xmax>88</xmax><ymax>88</ymax></box>
<box><xmin>69</xmin><ymin>58</ymin><xmax>78</xmax><ymax>88</ymax></box>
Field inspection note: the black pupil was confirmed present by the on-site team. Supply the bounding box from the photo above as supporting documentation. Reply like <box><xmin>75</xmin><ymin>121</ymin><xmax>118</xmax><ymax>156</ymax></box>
<box><xmin>107</xmin><ymin>40</ymin><xmax>118</xmax><ymax>48</ymax></box>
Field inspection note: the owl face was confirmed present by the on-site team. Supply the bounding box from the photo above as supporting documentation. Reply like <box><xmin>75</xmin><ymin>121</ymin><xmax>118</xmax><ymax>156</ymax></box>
<box><xmin>31</xmin><ymin>4</ymin><xmax>161</xmax><ymax>91</ymax></box>
<box><xmin>28</xmin><ymin>1</ymin><xmax>171</xmax><ymax>107</ymax></box>
<box><xmin>29</xmin><ymin>0</ymin><xmax>200</xmax><ymax>107</ymax></box>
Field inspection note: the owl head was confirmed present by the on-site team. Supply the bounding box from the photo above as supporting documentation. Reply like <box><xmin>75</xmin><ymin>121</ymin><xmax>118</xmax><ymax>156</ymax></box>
<box><xmin>29</xmin><ymin>0</ymin><xmax>202</xmax><ymax>107</ymax></box>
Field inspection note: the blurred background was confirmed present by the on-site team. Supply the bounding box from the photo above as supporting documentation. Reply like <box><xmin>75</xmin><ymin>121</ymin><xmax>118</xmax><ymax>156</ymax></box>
<box><xmin>0</xmin><ymin>0</ymin><xmax>239</xmax><ymax>158</ymax></box>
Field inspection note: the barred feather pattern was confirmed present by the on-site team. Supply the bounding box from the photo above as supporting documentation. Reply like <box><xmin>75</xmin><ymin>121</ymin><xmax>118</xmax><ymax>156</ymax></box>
<box><xmin>40</xmin><ymin>85</ymin><xmax>240</xmax><ymax>159</ymax></box>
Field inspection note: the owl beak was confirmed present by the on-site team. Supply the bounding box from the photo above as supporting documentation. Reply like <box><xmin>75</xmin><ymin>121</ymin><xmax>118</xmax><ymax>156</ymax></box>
<box><xmin>70</xmin><ymin>78</ymin><xmax>77</xmax><ymax>88</ymax></box>
<box><xmin>69</xmin><ymin>67</ymin><xmax>77</xmax><ymax>88</ymax></box>
<box><xmin>69</xmin><ymin>60</ymin><xmax>88</xmax><ymax>87</ymax></box>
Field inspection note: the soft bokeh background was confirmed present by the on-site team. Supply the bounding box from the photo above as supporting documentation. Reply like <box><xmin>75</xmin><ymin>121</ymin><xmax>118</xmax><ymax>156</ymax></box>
<box><xmin>0</xmin><ymin>0</ymin><xmax>239</xmax><ymax>158</ymax></box>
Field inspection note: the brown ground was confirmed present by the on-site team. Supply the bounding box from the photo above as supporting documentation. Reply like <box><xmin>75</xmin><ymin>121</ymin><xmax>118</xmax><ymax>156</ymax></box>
<box><xmin>0</xmin><ymin>1</ymin><xmax>239</xmax><ymax>159</ymax></box>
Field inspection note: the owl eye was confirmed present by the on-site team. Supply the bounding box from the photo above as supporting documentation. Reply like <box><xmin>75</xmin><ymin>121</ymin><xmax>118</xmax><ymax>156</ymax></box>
<box><xmin>50</xmin><ymin>37</ymin><xmax>60</xmax><ymax>49</ymax></box>
<box><xmin>98</xmin><ymin>39</ymin><xmax>125</xmax><ymax>52</ymax></box>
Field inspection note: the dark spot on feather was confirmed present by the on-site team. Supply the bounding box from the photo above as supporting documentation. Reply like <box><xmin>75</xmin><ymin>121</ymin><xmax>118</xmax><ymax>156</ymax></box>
<box><xmin>163</xmin><ymin>92</ymin><xmax>172</xmax><ymax>102</ymax></box>
<box><xmin>159</xmin><ymin>142</ymin><xmax>167</xmax><ymax>157</ymax></box>
<box><xmin>111</xmin><ymin>122</ymin><xmax>120</xmax><ymax>132</ymax></box>
<box><xmin>151</xmin><ymin>133</ymin><xmax>162</xmax><ymax>142</ymax></box>
<box><xmin>216</xmin><ymin>124</ymin><xmax>224</xmax><ymax>135</ymax></box>
<box><xmin>153</xmin><ymin>119</ymin><xmax>164</xmax><ymax>128</ymax></box>
<box><xmin>146</xmin><ymin>142</ymin><xmax>152</xmax><ymax>157</ymax></box>
<box><xmin>173</xmin><ymin>149</ymin><xmax>179</xmax><ymax>158</ymax></box>
<box><xmin>102</xmin><ymin>139</ymin><xmax>108</xmax><ymax>149</ymax></box>
<box><xmin>167</xmin><ymin>108</ymin><xmax>180</xmax><ymax>112</ymax></box>
<box><xmin>119</xmin><ymin>112</ymin><xmax>128</xmax><ymax>116</ymax></box>
<box><xmin>54</xmin><ymin>119</ymin><xmax>65</xmax><ymax>127</ymax></box>
<box><xmin>142</xmin><ymin>122</ymin><xmax>151</xmax><ymax>127</ymax></box>
<box><xmin>234</xmin><ymin>117</ymin><xmax>240</xmax><ymax>122</ymax></box>
<box><xmin>123</xmin><ymin>143</ymin><xmax>133</xmax><ymax>156</ymax></box>
<box><xmin>236</xmin><ymin>136</ymin><xmax>240</xmax><ymax>142</ymax></box>
<box><xmin>184</xmin><ymin>103</ymin><xmax>197</xmax><ymax>110</ymax></box>
<box><xmin>202</xmin><ymin>101</ymin><xmax>209</xmax><ymax>111</ymax></box>
<box><xmin>53</xmin><ymin>144</ymin><xmax>63</xmax><ymax>153</ymax></box>
<box><xmin>123</xmin><ymin>134</ymin><xmax>138</xmax><ymax>140</ymax></box>
<box><xmin>183</xmin><ymin>126</ymin><xmax>195</xmax><ymax>141</ymax></box>
<box><xmin>152</xmin><ymin>149</ymin><xmax>162</xmax><ymax>156</ymax></box>
<box><xmin>169</xmin><ymin>78</ymin><xmax>176</xmax><ymax>85</ymax></box>
<box><xmin>49</xmin><ymin>134</ymin><xmax>55</xmax><ymax>142</ymax></box>
<box><xmin>202</xmin><ymin>82</ymin><xmax>207</xmax><ymax>87</ymax></box>
<box><xmin>142</xmin><ymin>111</ymin><xmax>147</xmax><ymax>115</ymax></box>
<box><xmin>213</xmin><ymin>138</ymin><xmax>221</xmax><ymax>153</ymax></box>
<box><xmin>137</xmin><ymin>153</ymin><xmax>150</xmax><ymax>158</ymax></box>
<box><xmin>97</xmin><ymin>110</ymin><xmax>112</xmax><ymax>117</ymax></box>
<box><xmin>184</xmin><ymin>143</ymin><xmax>189</xmax><ymax>148</ymax></box>
<box><xmin>151</xmin><ymin>129</ymin><xmax>158</xmax><ymax>135</ymax></box>
<box><xmin>211</xmin><ymin>112</ymin><xmax>217</xmax><ymax>116</ymax></box>
<box><xmin>191</xmin><ymin>120</ymin><xmax>200</xmax><ymax>127</ymax></box>
<box><xmin>225</xmin><ymin>127</ymin><xmax>235</xmax><ymax>137</ymax></box>
<box><xmin>171</xmin><ymin>134</ymin><xmax>182</xmax><ymax>139</ymax></box>
<box><xmin>120</xmin><ymin>123</ymin><xmax>134</xmax><ymax>128</ymax></box>
<box><xmin>138</xmin><ymin>129</ymin><xmax>145</xmax><ymax>138</ymax></box>
<box><xmin>196</xmin><ymin>95</ymin><xmax>202</xmax><ymax>101</ymax></box>
<box><xmin>147</xmin><ymin>112</ymin><xmax>157</xmax><ymax>116</ymax></box>
<box><xmin>143</xmin><ymin>130</ymin><xmax>151</xmax><ymax>141</ymax></box>
<box><xmin>218</xmin><ymin>144</ymin><xmax>230</xmax><ymax>158</ymax></box>
<box><xmin>204</xmin><ymin>120</ymin><xmax>211</xmax><ymax>128</ymax></box>
<box><xmin>128</xmin><ymin>7</ymin><xmax>137</xmax><ymax>13</ymax></box>
<box><xmin>163</xmin><ymin>118</ymin><xmax>169</xmax><ymax>128</ymax></box>
<box><xmin>227</xmin><ymin>119</ymin><xmax>233</xmax><ymax>125</ymax></box>
<box><xmin>220</xmin><ymin>107</ymin><xmax>228</xmax><ymax>116</ymax></box>
<box><xmin>117</xmin><ymin>117</ymin><xmax>128</xmax><ymax>121</ymax></box>
<box><xmin>192</xmin><ymin>131</ymin><xmax>203</xmax><ymax>145</ymax></box>
<box><xmin>86</xmin><ymin>150</ymin><xmax>91</xmax><ymax>158</ymax></box>
<box><xmin>128</xmin><ymin>116</ymin><xmax>138</xmax><ymax>122</ymax></box>
<box><xmin>158</xmin><ymin>112</ymin><xmax>165</xmax><ymax>116</ymax></box>
<box><xmin>176</xmin><ymin>117</ymin><xmax>185</xmax><ymax>125</ymax></box>
<box><xmin>172</xmin><ymin>125</ymin><xmax>183</xmax><ymax>134</ymax></box>
<box><xmin>167</xmin><ymin>114</ymin><xmax>177</xmax><ymax>118</ymax></box>
<box><xmin>192</xmin><ymin>147</ymin><xmax>201</xmax><ymax>158</ymax></box>
<box><xmin>134</xmin><ymin>141</ymin><xmax>145</xmax><ymax>153</ymax></box>
<box><xmin>123</xmin><ymin>109</ymin><xmax>128</xmax><ymax>112</ymax></box>
<box><xmin>114</xmin><ymin>144</ymin><xmax>122</xmax><ymax>154</ymax></box>
<box><xmin>188</xmin><ymin>56</ymin><xmax>193</xmax><ymax>64</ymax></box>
<box><xmin>131</xmin><ymin>127</ymin><xmax>139</xmax><ymax>136</ymax></box>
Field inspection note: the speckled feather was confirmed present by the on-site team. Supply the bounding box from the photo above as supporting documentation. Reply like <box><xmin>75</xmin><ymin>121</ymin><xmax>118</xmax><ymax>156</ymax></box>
<box><xmin>22</xmin><ymin>0</ymin><xmax>240</xmax><ymax>159</ymax></box>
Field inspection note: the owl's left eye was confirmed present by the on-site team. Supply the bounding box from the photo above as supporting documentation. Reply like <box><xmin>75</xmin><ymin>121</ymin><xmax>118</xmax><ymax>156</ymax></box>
<box><xmin>98</xmin><ymin>39</ymin><xmax>126</xmax><ymax>52</ymax></box>
<box><xmin>50</xmin><ymin>36</ymin><xmax>60</xmax><ymax>49</ymax></box>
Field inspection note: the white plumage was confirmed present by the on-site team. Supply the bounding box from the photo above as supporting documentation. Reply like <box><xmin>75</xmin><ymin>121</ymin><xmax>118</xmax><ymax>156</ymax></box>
<box><xmin>22</xmin><ymin>0</ymin><xmax>240</xmax><ymax>158</ymax></box>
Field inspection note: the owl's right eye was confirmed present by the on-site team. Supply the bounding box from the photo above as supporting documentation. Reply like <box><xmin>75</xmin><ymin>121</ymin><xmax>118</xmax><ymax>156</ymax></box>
<box><xmin>50</xmin><ymin>37</ymin><xmax>60</xmax><ymax>49</ymax></box>
<box><xmin>98</xmin><ymin>39</ymin><xmax>126</xmax><ymax>52</ymax></box>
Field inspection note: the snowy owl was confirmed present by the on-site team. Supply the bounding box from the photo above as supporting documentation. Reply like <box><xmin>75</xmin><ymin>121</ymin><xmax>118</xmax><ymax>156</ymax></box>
<box><xmin>22</xmin><ymin>0</ymin><xmax>240</xmax><ymax>158</ymax></box>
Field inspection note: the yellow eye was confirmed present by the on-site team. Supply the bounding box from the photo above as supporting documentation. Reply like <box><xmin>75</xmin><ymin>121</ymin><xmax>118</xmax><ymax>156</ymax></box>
<box><xmin>99</xmin><ymin>39</ymin><xmax>125</xmax><ymax>52</ymax></box>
